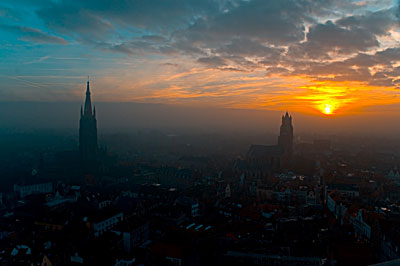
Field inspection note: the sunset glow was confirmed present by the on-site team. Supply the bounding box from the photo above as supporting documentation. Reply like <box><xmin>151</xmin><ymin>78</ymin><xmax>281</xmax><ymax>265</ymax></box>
<box><xmin>0</xmin><ymin>0</ymin><xmax>399</xmax><ymax>117</ymax></box>
<box><xmin>324</xmin><ymin>104</ymin><xmax>332</xmax><ymax>115</ymax></box>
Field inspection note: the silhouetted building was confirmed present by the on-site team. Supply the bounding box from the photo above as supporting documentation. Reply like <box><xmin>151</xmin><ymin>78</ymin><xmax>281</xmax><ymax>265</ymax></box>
<box><xmin>79</xmin><ymin>80</ymin><xmax>98</xmax><ymax>168</ymax></box>
<box><xmin>246</xmin><ymin>144</ymin><xmax>282</xmax><ymax>174</ymax></box>
<box><xmin>278</xmin><ymin>112</ymin><xmax>293</xmax><ymax>157</ymax></box>
<box><xmin>238</xmin><ymin>112</ymin><xmax>295</xmax><ymax>179</ymax></box>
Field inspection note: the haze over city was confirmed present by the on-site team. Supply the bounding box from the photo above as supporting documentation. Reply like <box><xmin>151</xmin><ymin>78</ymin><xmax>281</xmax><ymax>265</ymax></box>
<box><xmin>1</xmin><ymin>1</ymin><xmax>400</xmax><ymax>266</ymax></box>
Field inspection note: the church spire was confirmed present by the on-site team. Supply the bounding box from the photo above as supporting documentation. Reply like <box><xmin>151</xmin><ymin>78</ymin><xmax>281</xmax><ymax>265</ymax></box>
<box><xmin>79</xmin><ymin>78</ymin><xmax>98</xmax><ymax>171</ymax></box>
<box><xmin>84</xmin><ymin>78</ymin><xmax>93</xmax><ymax>116</ymax></box>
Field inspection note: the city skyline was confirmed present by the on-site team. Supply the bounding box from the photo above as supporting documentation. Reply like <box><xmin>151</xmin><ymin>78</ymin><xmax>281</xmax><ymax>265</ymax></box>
<box><xmin>0</xmin><ymin>0</ymin><xmax>399</xmax><ymax>118</ymax></box>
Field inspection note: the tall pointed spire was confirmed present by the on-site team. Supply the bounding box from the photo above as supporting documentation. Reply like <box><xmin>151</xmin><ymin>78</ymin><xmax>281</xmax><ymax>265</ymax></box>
<box><xmin>84</xmin><ymin>78</ymin><xmax>93</xmax><ymax>116</ymax></box>
<box><xmin>79</xmin><ymin>78</ymin><xmax>98</xmax><ymax>171</ymax></box>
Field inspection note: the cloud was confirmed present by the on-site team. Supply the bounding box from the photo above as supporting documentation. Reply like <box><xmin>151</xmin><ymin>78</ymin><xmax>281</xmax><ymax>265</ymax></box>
<box><xmin>197</xmin><ymin>56</ymin><xmax>227</xmax><ymax>68</ymax></box>
<box><xmin>37</xmin><ymin>5</ymin><xmax>113</xmax><ymax>41</ymax></box>
<box><xmin>287</xmin><ymin>46</ymin><xmax>400</xmax><ymax>88</ymax></box>
<box><xmin>30</xmin><ymin>0</ymin><xmax>338</xmax><ymax>52</ymax></box>
<box><xmin>183</xmin><ymin>1</ymin><xmax>306</xmax><ymax>45</ymax></box>
<box><xmin>23</xmin><ymin>55</ymin><xmax>50</xmax><ymax>64</ymax></box>
<box><xmin>289</xmin><ymin>20</ymin><xmax>380</xmax><ymax>60</ymax></box>
<box><xmin>397</xmin><ymin>0</ymin><xmax>400</xmax><ymax>20</ymax></box>
<box><xmin>1</xmin><ymin>0</ymin><xmax>400</xmax><ymax>112</ymax></box>
<box><xmin>30</xmin><ymin>0</ymin><xmax>399</xmax><ymax>65</ymax></box>
<box><xmin>217</xmin><ymin>38</ymin><xmax>284</xmax><ymax>63</ymax></box>
<box><xmin>35</xmin><ymin>0</ymin><xmax>224</xmax><ymax>41</ymax></box>
<box><xmin>337</xmin><ymin>8</ymin><xmax>396</xmax><ymax>36</ymax></box>
<box><xmin>0</xmin><ymin>24</ymin><xmax>67</xmax><ymax>44</ymax></box>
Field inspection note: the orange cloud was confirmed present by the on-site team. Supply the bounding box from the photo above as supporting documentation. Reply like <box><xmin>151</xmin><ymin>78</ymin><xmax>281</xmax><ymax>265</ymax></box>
<box><xmin>86</xmin><ymin>58</ymin><xmax>400</xmax><ymax>117</ymax></box>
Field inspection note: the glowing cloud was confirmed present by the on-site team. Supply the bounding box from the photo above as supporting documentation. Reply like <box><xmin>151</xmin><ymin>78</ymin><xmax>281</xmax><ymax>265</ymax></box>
<box><xmin>0</xmin><ymin>0</ymin><xmax>399</xmax><ymax>117</ymax></box>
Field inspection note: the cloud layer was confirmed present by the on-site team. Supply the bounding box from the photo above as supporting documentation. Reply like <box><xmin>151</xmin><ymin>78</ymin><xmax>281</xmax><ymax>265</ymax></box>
<box><xmin>0</xmin><ymin>0</ymin><xmax>399</xmax><ymax>114</ymax></box>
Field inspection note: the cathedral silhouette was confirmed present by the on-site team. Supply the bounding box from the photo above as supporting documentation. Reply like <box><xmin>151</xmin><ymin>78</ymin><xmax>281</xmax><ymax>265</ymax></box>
<box><xmin>79</xmin><ymin>79</ymin><xmax>98</xmax><ymax>169</ymax></box>
<box><xmin>237</xmin><ymin>111</ymin><xmax>294</xmax><ymax>178</ymax></box>
<box><xmin>278</xmin><ymin>112</ymin><xmax>294</xmax><ymax>157</ymax></box>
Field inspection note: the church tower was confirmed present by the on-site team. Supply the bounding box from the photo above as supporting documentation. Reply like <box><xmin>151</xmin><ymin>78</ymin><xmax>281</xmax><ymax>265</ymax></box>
<box><xmin>278</xmin><ymin>112</ymin><xmax>293</xmax><ymax>156</ymax></box>
<box><xmin>79</xmin><ymin>79</ymin><xmax>98</xmax><ymax>166</ymax></box>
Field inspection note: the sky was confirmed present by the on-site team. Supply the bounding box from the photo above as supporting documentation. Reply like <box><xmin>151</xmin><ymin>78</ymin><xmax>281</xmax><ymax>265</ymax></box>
<box><xmin>0</xmin><ymin>0</ymin><xmax>400</xmax><ymax>120</ymax></box>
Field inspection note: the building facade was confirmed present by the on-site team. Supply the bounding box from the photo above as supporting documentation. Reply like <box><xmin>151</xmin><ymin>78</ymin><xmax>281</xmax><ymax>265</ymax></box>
<box><xmin>90</xmin><ymin>212</ymin><xmax>124</xmax><ymax>237</ymax></box>
<box><xmin>14</xmin><ymin>182</ymin><xmax>53</xmax><ymax>198</ymax></box>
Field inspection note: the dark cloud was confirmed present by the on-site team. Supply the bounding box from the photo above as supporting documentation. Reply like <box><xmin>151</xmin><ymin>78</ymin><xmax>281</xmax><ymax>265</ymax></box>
<box><xmin>188</xmin><ymin>3</ymin><xmax>399</xmax><ymax>88</ymax></box>
<box><xmin>217</xmin><ymin>38</ymin><xmax>283</xmax><ymax>60</ymax></box>
<box><xmin>288</xmin><ymin>7</ymin><xmax>397</xmax><ymax>61</ymax></box>
<box><xmin>0</xmin><ymin>24</ymin><xmax>67</xmax><ymax>44</ymax></box>
<box><xmin>179</xmin><ymin>0</ymin><xmax>337</xmax><ymax>47</ymax></box>
<box><xmin>141</xmin><ymin>35</ymin><xmax>166</xmax><ymax>42</ymax></box>
<box><xmin>96</xmin><ymin>37</ymin><xmax>179</xmax><ymax>56</ymax></box>
<box><xmin>37</xmin><ymin>5</ymin><xmax>114</xmax><ymax>41</ymax></box>
<box><xmin>2</xmin><ymin>0</ymin><xmax>399</xmax><ymax>88</ymax></box>
<box><xmin>185</xmin><ymin>1</ymin><xmax>304</xmax><ymax>45</ymax></box>
<box><xmin>286</xmin><ymin>47</ymin><xmax>400</xmax><ymax>88</ymax></box>
<box><xmin>36</xmin><ymin>0</ymin><xmax>225</xmax><ymax>41</ymax></box>
<box><xmin>289</xmin><ymin>20</ymin><xmax>380</xmax><ymax>60</ymax></box>
<box><xmin>397</xmin><ymin>0</ymin><xmax>400</xmax><ymax>20</ymax></box>
<box><xmin>265</xmin><ymin>67</ymin><xmax>290</xmax><ymax>76</ymax></box>
<box><xmin>32</xmin><ymin>0</ymin><xmax>339</xmax><ymax>52</ymax></box>
<box><xmin>107</xmin><ymin>43</ymin><xmax>135</xmax><ymax>55</ymax></box>
<box><xmin>197</xmin><ymin>56</ymin><xmax>227</xmax><ymax>67</ymax></box>
<box><xmin>337</xmin><ymin>8</ymin><xmax>396</xmax><ymax>36</ymax></box>
<box><xmin>160</xmin><ymin>62</ymin><xmax>180</xmax><ymax>67</ymax></box>
<box><xmin>375</xmin><ymin>47</ymin><xmax>400</xmax><ymax>64</ymax></box>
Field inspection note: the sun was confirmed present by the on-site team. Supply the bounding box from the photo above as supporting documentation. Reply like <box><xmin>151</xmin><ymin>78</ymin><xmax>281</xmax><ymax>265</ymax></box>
<box><xmin>324</xmin><ymin>104</ymin><xmax>332</xmax><ymax>115</ymax></box>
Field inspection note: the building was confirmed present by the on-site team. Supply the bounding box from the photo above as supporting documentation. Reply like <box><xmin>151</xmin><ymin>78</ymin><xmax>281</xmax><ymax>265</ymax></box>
<box><xmin>114</xmin><ymin>258</ymin><xmax>136</xmax><ymax>266</ymax></box>
<box><xmin>86</xmin><ymin>209</ymin><xmax>124</xmax><ymax>237</ymax></box>
<box><xmin>386</xmin><ymin>168</ymin><xmax>400</xmax><ymax>185</ymax></box>
<box><xmin>176</xmin><ymin>196</ymin><xmax>200</xmax><ymax>217</ymax></box>
<box><xmin>14</xmin><ymin>182</ymin><xmax>53</xmax><ymax>198</ymax></box>
<box><xmin>243</xmin><ymin>112</ymin><xmax>294</xmax><ymax>176</ymax></box>
<box><xmin>116</xmin><ymin>218</ymin><xmax>149</xmax><ymax>253</ymax></box>
<box><xmin>351</xmin><ymin>209</ymin><xmax>371</xmax><ymax>240</ymax></box>
<box><xmin>278</xmin><ymin>112</ymin><xmax>294</xmax><ymax>157</ymax></box>
<box><xmin>327</xmin><ymin>184</ymin><xmax>360</xmax><ymax>198</ymax></box>
<box><xmin>224</xmin><ymin>251</ymin><xmax>324</xmax><ymax>266</ymax></box>
<box><xmin>246</xmin><ymin>145</ymin><xmax>283</xmax><ymax>174</ymax></box>
<box><xmin>379</xmin><ymin>220</ymin><xmax>400</xmax><ymax>261</ymax></box>
<box><xmin>79</xmin><ymin>79</ymin><xmax>98</xmax><ymax>167</ymax></box>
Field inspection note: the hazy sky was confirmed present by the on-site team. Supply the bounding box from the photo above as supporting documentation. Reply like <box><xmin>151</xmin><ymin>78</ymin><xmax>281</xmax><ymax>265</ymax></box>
<box><xmin>0</xmin><ymin>0</ymin><xmax>400</xmax><ymax>118</ymax></box>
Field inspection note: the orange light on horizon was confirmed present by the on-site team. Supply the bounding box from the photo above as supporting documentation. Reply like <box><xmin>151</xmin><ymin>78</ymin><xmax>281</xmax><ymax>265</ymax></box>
<box><xmin>297</xmin><ymin>81</ymin><xmax>361</xmax><ymax>116</ymax></box>
<box><xmin>324</xmin><ymin>104</ymin><xmax>332</xmax><ymax>115</ymax></box>
<box><xmin>317</xmin><ymin>101</ymin><xmax>338</xmax><ymax>115</ymax></box>
<box><xmin>95</xmin><ymin>69</ymin><xmax>400</xmax><ymax>116</ymax></box>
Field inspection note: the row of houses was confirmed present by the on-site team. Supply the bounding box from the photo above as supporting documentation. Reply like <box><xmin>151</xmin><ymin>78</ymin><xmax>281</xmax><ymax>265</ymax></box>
<box><xmin>327</xmin><ymin>190</ymin><xmax>400</xmax><ymax>262</ymax></box>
